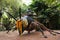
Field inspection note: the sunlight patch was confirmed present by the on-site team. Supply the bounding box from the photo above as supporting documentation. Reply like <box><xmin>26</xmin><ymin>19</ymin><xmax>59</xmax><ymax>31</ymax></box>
<box><xmin>3</xmin><ymin>12</ymin><xmax>8</xmax><ymax>18</ymax></box>
<box><xmin>22</xmin><ymin>0</ymin><xmax>32</xmax><ymax>6</ymax></box>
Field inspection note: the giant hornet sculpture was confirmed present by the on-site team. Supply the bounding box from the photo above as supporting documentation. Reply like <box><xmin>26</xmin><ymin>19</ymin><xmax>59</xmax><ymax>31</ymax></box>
<box><xmin>16</xmin><ymin>14</ymin><xmax>60</xmax><ymax>38</ymax></box>
<box><xmin>0</xmin><ymin>8</ymin><xmax>60</xmax><ymax>38</ymax></box>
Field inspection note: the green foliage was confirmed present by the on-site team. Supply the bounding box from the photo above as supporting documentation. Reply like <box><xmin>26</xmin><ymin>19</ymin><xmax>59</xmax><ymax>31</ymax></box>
<box><xmin>29</xmin><ymin>0</ymin><xmax>60</xmax><ymax>29</ymax></box>
<box><xmin>0</xmin><ymin>0</ymin><xmax>20</xmax><ymax>31</ymax></box>
<box><xmin>0</xmin><ymin>0</ymin><xmax>60</xmax><ymax>30</ymax></box>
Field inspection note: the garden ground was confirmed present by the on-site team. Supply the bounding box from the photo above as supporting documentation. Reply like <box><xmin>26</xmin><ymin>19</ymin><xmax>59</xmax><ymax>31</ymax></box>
<box><xmin>0</xmin><ymin>30</ymin><xmax>60</xmax><ymax>40</ymax></box>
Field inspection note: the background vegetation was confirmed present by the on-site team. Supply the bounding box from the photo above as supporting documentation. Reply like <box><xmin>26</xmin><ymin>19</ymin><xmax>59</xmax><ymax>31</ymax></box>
<box><xmin>0</xmin><ymin>0</ymin><xmax>60</xmax><ymax>31</ymax></box>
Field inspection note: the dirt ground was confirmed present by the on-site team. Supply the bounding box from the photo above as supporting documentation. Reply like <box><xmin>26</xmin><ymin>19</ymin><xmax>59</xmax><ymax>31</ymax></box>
<box><xmin>0</xmin><ymin>30</ymin><xmax>60</xmax><ymax>40</ymax></box>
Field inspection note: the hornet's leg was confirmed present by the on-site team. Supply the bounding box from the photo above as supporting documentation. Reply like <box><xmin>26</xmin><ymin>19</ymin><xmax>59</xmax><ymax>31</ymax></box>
<box><xmin>31</xmin><ymin>22</ymin><xmax>47</xmax><ymax>38</ymax></box>
<box><xmin>18</xmin><ymin>28</ymin><xmax>21</xmax><ymax>35</ymax></box>
<box><xmin>39</xmin><ymin>23</ymin><xmax>56</xmax><ymax>36</ymax></box>
<box><xmin>35</xmin><ymin>21</ymin><xmax>56</xmax><ymax>36</ymax></box>
<box><xmin>38</xmin><ymin>27</ymin><xmax>47</xmax><ymax>38</ymax></box>
<box><xmin>48</xmin><ymin>30</ymin><xmax>60</xmax><ymax>34</ymax></box>
<box><xmin>6</xmin><ymin>30</ymin><xmax>10</xmax><ymax>33</ymax></box>
<box><xmin>28</xmin><ymin>30</ymin><xmax>30</xmax><ymax>34</ymax></box>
